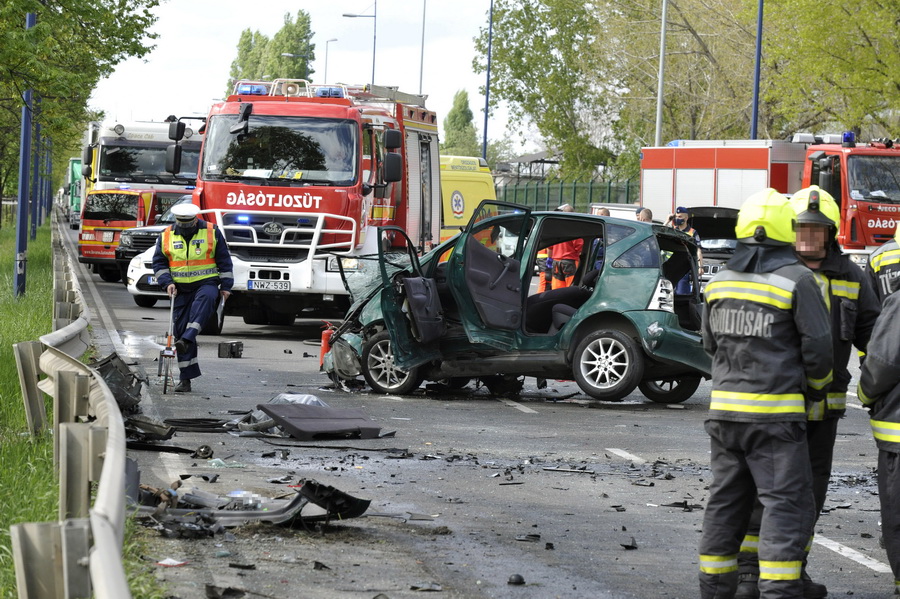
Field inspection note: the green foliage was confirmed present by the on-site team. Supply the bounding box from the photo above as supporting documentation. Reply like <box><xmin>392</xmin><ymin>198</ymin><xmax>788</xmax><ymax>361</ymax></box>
<box><xmin>441</xmin><ymin>90</ymin><xmax>481</xmax><ymax>157</ymax></box>
<box><xmin>0</xmin><ymin>1</ymin><xmax>160</xmax><ymax>196</ymax></box>
<box><xmin>474</xmin><ymin>0</ymin><xmax>614</xmax><ymax>180</ymax></box>
<box><xmin>226</xmin><ymin>10</ymin><xmax>315</xmax><ymax>94</ymax></box>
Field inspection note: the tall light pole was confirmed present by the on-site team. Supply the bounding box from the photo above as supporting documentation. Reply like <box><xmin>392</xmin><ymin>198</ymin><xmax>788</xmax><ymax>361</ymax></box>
<box><xmin>482</xmin><ymin>0</ymin><xmax>494</xmax><ymax>160</ymax></box>
<box><xmin>342</xmin><ymin>1</ymin><xmax>377</xmax><ymax>87</ymax></box>
<box><xmin>653</xmin><ymin>0</ymin><xmax>669</xmax><ymax>147</ymax></box>
<box><xmin>419</xmin><ymin>0</ymin><xmax>427</xmax><ymax>94</ymax></box>
<box><xmin>750</xmin><ymin>0</ymin><xmax>764</xmax><ymax>139</ymax></box>
<box><xmin>324</xmin><ymin>38</ymin><xmax>338</xmax><ymax>84</ymax></box>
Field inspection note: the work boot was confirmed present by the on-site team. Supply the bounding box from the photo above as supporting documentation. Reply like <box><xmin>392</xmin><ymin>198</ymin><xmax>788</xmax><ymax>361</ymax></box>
<box><xmin>801</xmin><ymin>570</ymin><xmax>827</xmax><ymax>599</ymax></box>
<box><xmin>734</xmin><ymin>572</ymin><xmax>759</xmax><ymax>599</ymax></box>
<box><xmin>174</xmin><ymin>379</ymin><xmax>191</xmax><ymax>393</ymax></box>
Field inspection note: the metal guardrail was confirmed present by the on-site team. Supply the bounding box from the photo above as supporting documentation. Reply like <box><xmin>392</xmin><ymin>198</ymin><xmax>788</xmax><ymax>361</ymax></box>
<box><xmin>11</xmin><ymin>211</ymin><xmax>131</xmax><ymax>598</ymax></box>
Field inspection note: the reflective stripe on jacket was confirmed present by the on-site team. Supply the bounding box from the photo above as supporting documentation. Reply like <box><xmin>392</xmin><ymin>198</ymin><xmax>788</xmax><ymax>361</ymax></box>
<box><xmin>161</xmin><ymin>222</ymin><xmax>218</xmax><ymax>285</ymax></box>
<box><xmin>702</xmin><ymin>262</ymin><xmax>833</xmax><ymax>422</ymax></box>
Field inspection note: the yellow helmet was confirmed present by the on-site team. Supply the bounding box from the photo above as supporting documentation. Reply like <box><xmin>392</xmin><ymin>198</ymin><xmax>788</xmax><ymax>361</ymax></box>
<box><xmin>789</xmin><ymin>186</ymin><xmax>840</xmax><ymax>240</ymax></box>
<box><xmin>735</xmin><ymin>188</ymin><xmax>796</xmax><ymax>245</ymax></box>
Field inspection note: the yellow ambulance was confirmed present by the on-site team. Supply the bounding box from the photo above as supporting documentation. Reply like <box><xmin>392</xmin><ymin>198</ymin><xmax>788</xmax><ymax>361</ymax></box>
<box><xmin>440</xmin><ymin>155</ymin><xmax>497</xmax><ymax>242</ymax></box>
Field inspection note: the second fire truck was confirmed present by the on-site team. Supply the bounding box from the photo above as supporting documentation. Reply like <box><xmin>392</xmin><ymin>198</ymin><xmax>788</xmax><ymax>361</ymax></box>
<box><xmin>167</xmin><ymin>79</ymin><xmax>442</xmax><ymax>325</ymax></box>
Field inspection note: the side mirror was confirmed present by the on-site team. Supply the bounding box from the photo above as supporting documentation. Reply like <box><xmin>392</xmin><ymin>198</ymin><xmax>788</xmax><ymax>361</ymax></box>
<box><xmin>384</xmin><ymin>128</ymin><xmax>402</xmax><ymax>150</ymax></box>
<box><xmin>229</xmin><ymin>103</ymin><xmax>252</xmax><ymax>135</ymax></box>
<box><xmin>166</xmin><ymin>144</ymin><xmax>183</xmax><ymax>175</ymax></box>
<box><xmin>168</xmin><ymin>121</ymin><xmax>186</xmax><ymax>142</ymax></box>
<box><xmin>383</xmin><ymin>152</ymin><xmax>402</xmax><ymax>183</ymax></box>
<box><xmin>81</xmin><ymin>146</ymin><xmax>92</xmax><ymax>178</ymax></box>
<box><xmin>81</xmin><ymin>164</ymin><xmax>92</xmax><ymax>179</ymax></box>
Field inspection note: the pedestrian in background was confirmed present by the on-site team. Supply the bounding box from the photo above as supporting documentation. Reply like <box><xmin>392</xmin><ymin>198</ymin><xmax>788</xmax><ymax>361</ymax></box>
<box><xmin>637</xmin><ymin>208</ymin><xmax>653</xmax><ymax>222</ymax></box>
<box><xmin>668</xmin><ymin>206</ymin><xmax>703</xmax><ymax>293</ymax></box>
<box><xmin>152</xmin><ymin>203</ymin><xmax>234</xmax><ymax>392</ymax></box>
<box><xmin>698</xmin><ymin>188</ymin><xmax>833</xmax><ymax>599</ymax></box>
<box><xmin>734</xmin><ymin>186</ymin><xmax>880</xmax><ymax>599</ymax></box>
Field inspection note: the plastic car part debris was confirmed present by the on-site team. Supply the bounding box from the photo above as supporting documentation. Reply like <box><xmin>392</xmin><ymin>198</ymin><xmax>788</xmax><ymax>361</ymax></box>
<box><xmin>204</xmin><ymin>584</ymin><xmax>247</xmax><ymax>598</ymax></box>
<box><xmin>228</xmin><ymin>563</ymin><xmax>255</xmax><ymax>570</ymax></box>
<box><xmin>410</xmin><ymin>583</ymin><xmax>443</xmax><ymax>591</ymax></box>
<box><xmin>313</xmin><ymin>561</ymin><xmax>330</xmax><ymax>570</ymax></box>
<box><xmin>92</xmin><ymin>351</ymin><xmax>146</xmax><ymax>414</ymax></box>
<box><xmin>126</xmin><ymin>441</ymin><xmax>195</xmax><ymax>454</ymax></box>
<box><xmin>508</xmin><ymin>574</ymin><xmax>526</xmax><ymax>585</ymax></box>
<box><xmin>621</xmin><ymin>536</ymin><xmax>638</xmax><ymax>550</ymax></box>
<box><xmin>192</xmin><ymin>445</ymin><xmax>214</xmax><ymax>459</ymax></box>
<box><xmin>545</xmin><ymin>542</ymin><xmax>555</xmax><ymax>550</ymax></box>
<box><xmin>515</xmin><ymin>533</ymin><xmax>541</xmax><ymax>542</ymax></box>
<box><xmin>257</xmin><ymin>403</ymin><xmax>382</xmax><ymax>440</ymax></box>
<box><xmin>124</xmin><ymin>414</ymin><xmax>175</xmax><ymax>441</ymax></box>
<box><xmin>662</xmin><ymin>501</ymin><xmax>703</xmax><ymax>511</ymax></box>
<box><xmin>217</xmin><ymin>341</ymin><xmax>243</xmax><ymax>358</ymax></box>
<box><xmin>267</xmin><ymin>475</ymin><xmax>293</xmax><ymax>484</ymax></box>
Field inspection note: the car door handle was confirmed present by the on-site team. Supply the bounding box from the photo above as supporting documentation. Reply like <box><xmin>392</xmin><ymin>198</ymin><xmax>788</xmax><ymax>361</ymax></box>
<box><xmin>489</xmin><ymin>255</ymin><xmax>511</xmax><ymax>290</ymax></box>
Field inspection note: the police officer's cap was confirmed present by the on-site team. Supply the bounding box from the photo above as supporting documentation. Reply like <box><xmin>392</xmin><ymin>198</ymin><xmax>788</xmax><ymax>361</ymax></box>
<box><xmin>172</xmin><ymin>203</ymin><xmax>201</xmax><ymax>222</ymax></box>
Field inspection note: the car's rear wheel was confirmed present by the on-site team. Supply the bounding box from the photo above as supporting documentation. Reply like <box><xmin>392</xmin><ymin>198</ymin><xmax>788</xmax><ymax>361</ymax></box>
<box><xmin>572</xmin><ymin>329</ymin><xmax>643</xmax><ymax>401</ymax></box>
<box><xmin>242</xmin><ymin>307</ymin><xmax>267</xmax><ymax>325</ymax></box>
<box><xmin>98</xmin><ymin>267</ymin><xmax>121</xmax><ymax>283</ymax></box>
<box><xmin>638</xmin><ymin>376</ymin><xmax>702</xmax><ymax>404</ymax></box>
<box><xmin>133</xmin><ymin>295</ymin><xmax>157</xmax><ymax>308</ymax></box>
<box><xmin>361</xmin><ymin>331</ymin><xmax>422</xmax><ymax>395</ymax></box>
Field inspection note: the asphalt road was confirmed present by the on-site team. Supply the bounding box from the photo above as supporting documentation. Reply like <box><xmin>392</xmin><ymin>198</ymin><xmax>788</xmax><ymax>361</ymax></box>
<box><xmin>64</xmin><ymin>225</ymin><xmax>894</xmax><ymax>599</ymax></box>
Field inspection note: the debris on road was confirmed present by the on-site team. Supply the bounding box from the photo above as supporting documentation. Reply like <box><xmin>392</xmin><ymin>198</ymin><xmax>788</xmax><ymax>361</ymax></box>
<box><xmin>621</xmin><ymin>536</ymin><xmax>638</xmax><ymax>550</ymax></box>
<box><xmin>258</xmin><ymin>402</ymin><xmax>383</xmax><ymax>440</ymax></box>
<box><xmin>508</xmin><ymin>574</ymin><xmax>526</xmax><ymax>585</ymax></box>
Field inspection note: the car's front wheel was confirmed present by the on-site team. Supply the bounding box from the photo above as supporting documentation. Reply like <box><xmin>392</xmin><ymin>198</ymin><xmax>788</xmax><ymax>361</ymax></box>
<box><xmin>133</xmin><ymin>295</ymin><xmax>157</xmax><ymax>308</ymax></box>
<box><xmin>572</xmin><ymin>329</ymin><xmax>644</xmax><ymax>401</ymax></box>
<box><xmin>361</xmin><ymin>331</ymin><xmax>422</xmax><ymax>395</ymax></box>
<box><xmin>638</xmin><ymin>376</ymin><xmax>702</xmax><ymax>404</ymax></box>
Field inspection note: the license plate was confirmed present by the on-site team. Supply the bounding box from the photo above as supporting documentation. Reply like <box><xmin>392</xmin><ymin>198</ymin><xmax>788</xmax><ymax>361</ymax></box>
<box><xmin>248</xmin><ymin>280</ymin><xmax>290</xmax><ymax>291</ymax></box>
<box><xmin>148</xmin><ymin>276</ymin><xmax>157</xmax><ymax>285</ymax></box>
<box><xmin>102</xmin><ymin>231</ymin><xmax>114</xmax><ymax>243</ymax></box>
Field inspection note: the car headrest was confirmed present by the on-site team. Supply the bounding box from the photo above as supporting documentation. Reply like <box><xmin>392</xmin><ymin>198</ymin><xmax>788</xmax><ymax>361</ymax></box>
<box><xmin>583</xmin><ymin>269</ymin><xmax>600</xmax><ymax>287</ymax></box>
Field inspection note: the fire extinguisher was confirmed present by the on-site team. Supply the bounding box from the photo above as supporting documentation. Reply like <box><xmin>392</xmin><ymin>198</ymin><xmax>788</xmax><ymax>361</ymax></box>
<box><xmin>319</xmin><ymin>323</ymin><xmax>335</xmax><ymax>369</ymax></box>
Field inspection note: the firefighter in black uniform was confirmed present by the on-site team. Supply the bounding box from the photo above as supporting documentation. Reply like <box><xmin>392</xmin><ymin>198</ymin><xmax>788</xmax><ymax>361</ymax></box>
<box><xmin>858</xmin><ymin>292</ymin><xmax>900</xmax><ymax>595</ymax></box>
<box><xmin>866</xmin><ymin>224</ymin><xmax>900</xmax><ymax>303</ymax></box>
<box><xmin>734</xmin><ymin>186</ymin><xmax>881</xmax><ymax>598</ymax></box>
<box><xmin>698</xmin><ymin>188</ymin><xmax>833</xmax><ymax>599</ymax></box>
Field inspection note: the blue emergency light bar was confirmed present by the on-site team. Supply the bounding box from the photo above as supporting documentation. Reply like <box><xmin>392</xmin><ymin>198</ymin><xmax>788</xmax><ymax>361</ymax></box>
<box><xmin>842</xmin><ymin>131</ymin><xmax>856</xmax><ymax>148</ymax></box>
<box><xmin>236</xmin><ymin>215</ymin><xmax>251</xmax><ymax>224</ymax></box>
<box><xmin>315</xmin><ymin>87</ymin><xmax>344</xmax><ymax>98</ymax></box>
<box><xmin>236</xmin><ymin>84</ymin><xmax>268</xmax><ymax>96</ymax></box>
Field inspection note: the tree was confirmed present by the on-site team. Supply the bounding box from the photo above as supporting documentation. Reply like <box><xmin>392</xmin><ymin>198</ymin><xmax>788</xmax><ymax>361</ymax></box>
<box><xmin>441</xmin><ymin>90</ymin><xmax>481</xmax><ymax>157</ymax></box>
<box><xmin>0</xmin><ymin>0</ymin><xmax>160</xmax><ymax>196</ymax></box>
<box><xmin>474</xmin><ymin>0</ymin><xmax>614</xmax><ymax>180</ymax></box>
<box><xmin>226</xmin><ymin>10</ymin><xmax>315</xmax><ymax>95</ymax></box>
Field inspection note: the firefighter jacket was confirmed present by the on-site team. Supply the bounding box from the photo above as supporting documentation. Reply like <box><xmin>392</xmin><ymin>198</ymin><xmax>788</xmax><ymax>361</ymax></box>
<box><xmin>858</xmin><ymin>292</ymin><xmax>900</xmax><ymax>453</ymax></box>
<box><xmin>702</xmin><ymin>243</ymin><xmax>833</xmax><ymax>423</ymax></box>
<box><xmin>807</xmin><ymin>248</ymin><xmax>880</xmax><ymax>420</ymax></box>
<box><xmin>867</xmin><ymin>238</ymin><xmax>900</xmax><ymax>304</ymax></box>
<box><xmin>152</xmin><ymin>219</ymin><xmax>234</xmax><ymax>293</ymax></box>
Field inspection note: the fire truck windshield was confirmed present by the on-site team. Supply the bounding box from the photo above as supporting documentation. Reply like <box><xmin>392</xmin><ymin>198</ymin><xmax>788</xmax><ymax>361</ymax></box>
<box><xmin>201</xmin><ymin>115</ymin><xmax>357</xmax><ymax>186</ymax></box>
<box><xmin>848</xmin><ymin>155</ymin><xmax>900</xmax><ymax>204</ymax></box>
<box><xmin>99</xmin><ymin>143</ymin><xmax>199</xmax><ymax>182</ymax></box>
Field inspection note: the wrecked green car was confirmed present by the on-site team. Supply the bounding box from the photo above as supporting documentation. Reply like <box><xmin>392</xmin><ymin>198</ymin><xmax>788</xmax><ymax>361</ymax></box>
<box><xmin>324</xmin><ymin>201</ymin><xmax>711</xmax><ymax>403</ymax></box>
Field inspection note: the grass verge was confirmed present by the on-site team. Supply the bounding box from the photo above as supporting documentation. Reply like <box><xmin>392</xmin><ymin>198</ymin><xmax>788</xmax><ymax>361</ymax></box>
<box><xmin>0</xmin><ymin>214</ymin><xmax>167</xmax><ymax>598</ymax></box>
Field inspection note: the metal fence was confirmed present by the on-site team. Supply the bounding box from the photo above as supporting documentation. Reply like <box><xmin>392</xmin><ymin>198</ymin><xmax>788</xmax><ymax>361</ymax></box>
<box><xmin>11</xmin><ymin>210</ymin><xmax>130</xmax><ymax>598</ymax></box>
<box><xmin>495</xmin><ymin>179</ymin><xmax>639</xmax><ymax>212</ymax></box>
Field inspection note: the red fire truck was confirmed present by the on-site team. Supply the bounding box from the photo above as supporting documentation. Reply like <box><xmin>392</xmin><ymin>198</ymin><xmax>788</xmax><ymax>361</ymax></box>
<box><xmin>166</xmin><ymin>79</ymin><xmax>441</xmax><ymax>325</ymax></box>
<box><xmin>640</xmin><ymin>133</ymin><xmax>900</xmax><ymax>260</ymax></box>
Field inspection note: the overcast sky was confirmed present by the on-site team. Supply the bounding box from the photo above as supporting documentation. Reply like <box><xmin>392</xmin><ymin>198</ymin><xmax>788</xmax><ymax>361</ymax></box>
<box><xmin>89</xmin><ymin>0</ymin><xmax>533</xmax><ymax>153</ymax></box>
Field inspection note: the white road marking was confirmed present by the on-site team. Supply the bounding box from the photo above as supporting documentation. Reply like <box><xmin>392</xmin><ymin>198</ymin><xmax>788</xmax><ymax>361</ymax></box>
<box><xmin>497</xmin><ymin>398</ymin><xmax>538</xmax><ymax>413</ymax></box>
<box><xmin>814</xmin><ymin>535</ymin><xmax>892</xmax><ymax>573</ymax></box>
<box><xmin>604</xmin><ymin>448</ymin><xmax>647</xmax><ymax>465</ymax></box>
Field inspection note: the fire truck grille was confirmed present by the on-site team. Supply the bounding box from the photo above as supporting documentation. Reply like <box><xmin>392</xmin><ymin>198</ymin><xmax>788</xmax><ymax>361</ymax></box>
<box><xmin>230</xmin><ymin>247</ymin><xmax>308</xmax><ymax>263</ymax></box>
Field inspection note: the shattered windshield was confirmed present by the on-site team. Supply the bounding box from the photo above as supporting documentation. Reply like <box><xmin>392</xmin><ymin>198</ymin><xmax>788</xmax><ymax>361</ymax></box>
<box><xmin>202</xmin><ymin>114</ymin><xmax>357</xmax><ymax>185</ymax></box>
<box><xmin>848</xmin><ymin>155</ymin><xmax>900</xmax><ymax>203</ymax></box>
<box><xmin>339</xmin><ymin>252</ymin><xmax>411</xmax><ymax>310</ymax></box>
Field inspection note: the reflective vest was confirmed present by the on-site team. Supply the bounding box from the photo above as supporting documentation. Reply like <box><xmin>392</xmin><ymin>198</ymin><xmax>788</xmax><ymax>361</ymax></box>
<box><xmin>868</xmin><ymin>239</ymin><xmax>900</xmax><ymax>303</ymax></box>
<box><xmin>161</xmin><ymin>223</ymin><xmax>218</xmax><ymax>284</ymax></box>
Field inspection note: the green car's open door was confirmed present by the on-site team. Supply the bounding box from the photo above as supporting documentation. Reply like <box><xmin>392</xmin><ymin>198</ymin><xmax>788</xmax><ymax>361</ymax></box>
<box><xmin>377</xmin><ymin>226</ymin><xmax>444</xmax><ymax>370</ymax></box>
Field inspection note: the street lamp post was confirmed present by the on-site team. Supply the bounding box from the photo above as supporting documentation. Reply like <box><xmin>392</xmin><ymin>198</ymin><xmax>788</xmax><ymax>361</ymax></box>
<box><xmin>342</xmin><ymin>0</ymin><xmax>377</xmax><ymax>86</ymax></box>
<box><xmin>324</xmin><ymin>38</ymin><xmax>338</xmax><ymax>84</ymax></box>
